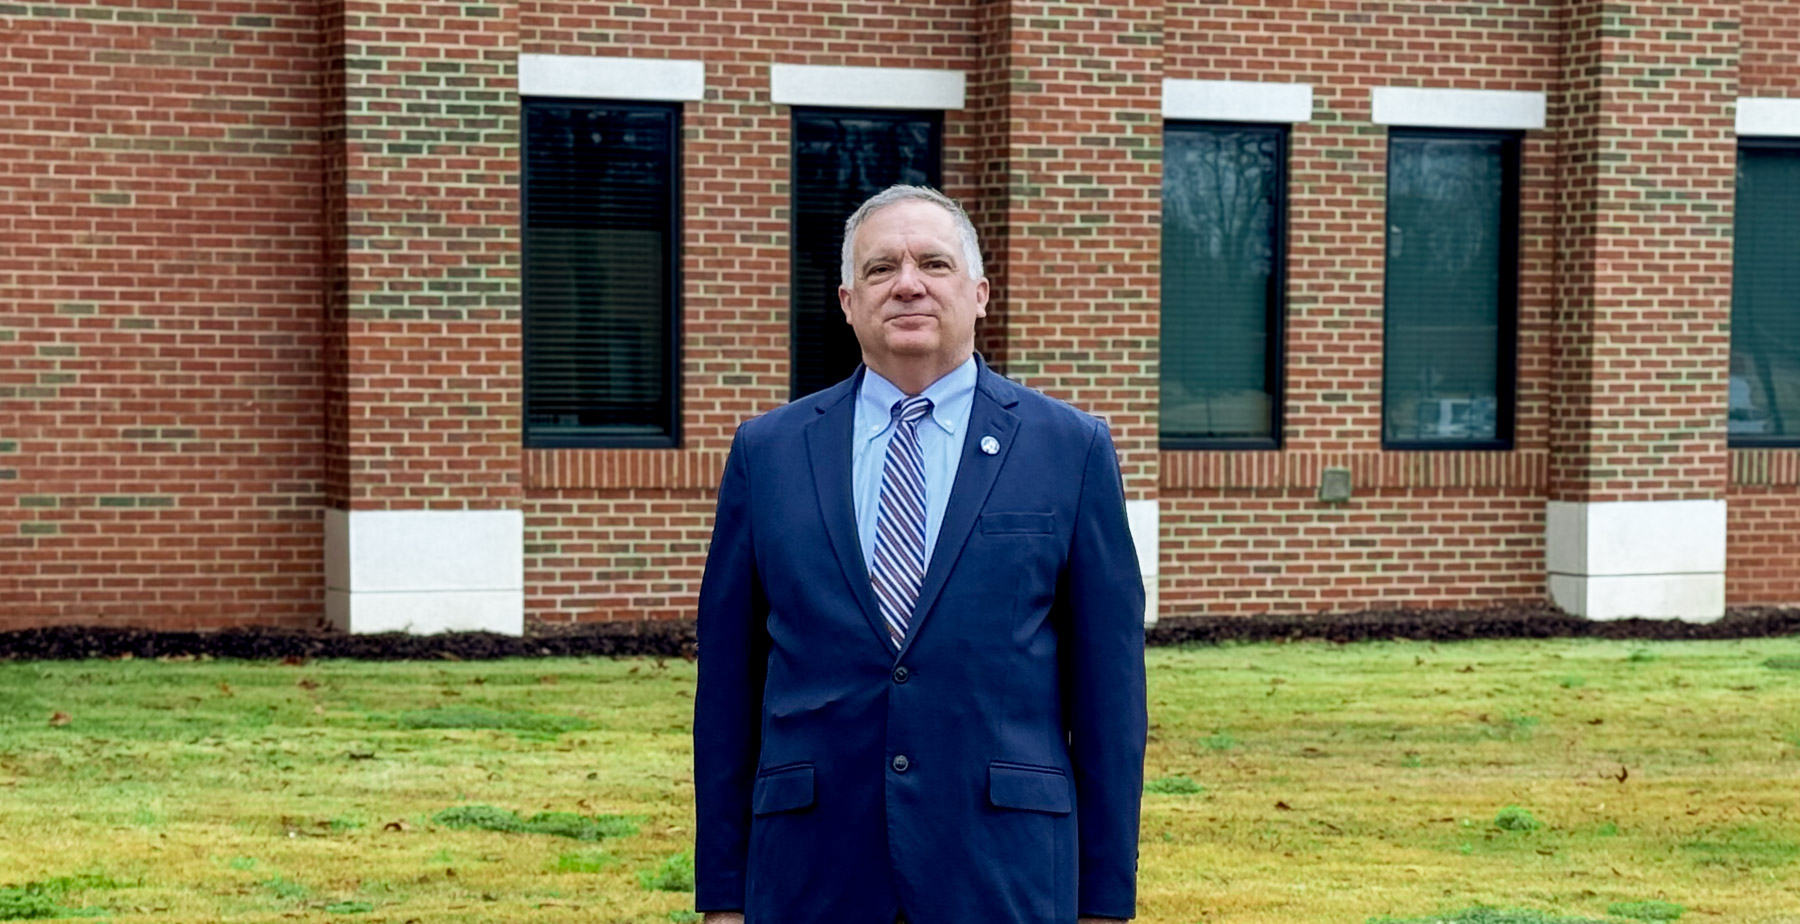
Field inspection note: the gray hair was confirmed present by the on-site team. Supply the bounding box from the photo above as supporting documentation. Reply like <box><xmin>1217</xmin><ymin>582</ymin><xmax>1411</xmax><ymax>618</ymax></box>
<box><xmin>839</xmin><ymin>185</ymin><xmax>985</xmax><ymax>288</ymax></box>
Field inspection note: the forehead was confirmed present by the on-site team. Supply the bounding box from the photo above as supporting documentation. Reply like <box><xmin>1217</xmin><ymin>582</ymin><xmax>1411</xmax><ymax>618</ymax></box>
<box><xmin>851</xmin><ymin>200</ymin><xmax>960</xmax><ymax>255</ymax></box>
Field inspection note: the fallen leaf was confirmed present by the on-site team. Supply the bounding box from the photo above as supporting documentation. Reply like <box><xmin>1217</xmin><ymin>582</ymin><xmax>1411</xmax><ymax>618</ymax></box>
<box><xmin>1275</xmin><ymin>801</ymin><xmax>1293</xmax><ymax>811</ymax></box>
<box><xmin>384</xmin><ymin>820</ymin><xmax>411</xmax><ymax>832</ymax></box>
<box><xmin>218</xmin><ymin>683</ymin><xmax>234</xmax><ymax>697</ymax></box>
<box><xmin>48</xmin><ymin>711</ymin><xmax>71</xmax><ymax>727</ymax></box>
<box><xmin>348</xmin><ymin>750</ymin><xmax>375</xmax><ymax>761</ymax></box>
<box><xmin>539</xmin><ymin>674</ymin><xmax>558</xmax><ymax>685</ymax></box>
<box><xmin>297</xmin><ymin>678</ymin><xmax>319</xmax><ymax>690</ymax></box>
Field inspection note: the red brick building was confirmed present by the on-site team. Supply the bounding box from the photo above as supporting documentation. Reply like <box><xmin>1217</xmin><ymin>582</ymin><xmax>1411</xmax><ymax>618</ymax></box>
<box><xmin>5</xmin><ymin>1</ymin><xmax>1800</xmax><ymax>633</ymax></box>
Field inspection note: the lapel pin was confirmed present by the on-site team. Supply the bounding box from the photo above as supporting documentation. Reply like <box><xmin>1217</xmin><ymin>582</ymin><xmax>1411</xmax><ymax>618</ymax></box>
<box><xmin>980</xmin><ymin>435</ymin><xmax>1000</xmax><ymax>456</ymax></box>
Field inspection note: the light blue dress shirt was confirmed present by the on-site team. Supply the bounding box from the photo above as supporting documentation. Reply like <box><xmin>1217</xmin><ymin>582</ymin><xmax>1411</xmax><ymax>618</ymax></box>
<box><xmin>852</xmin><ymin>355</ymin><xmax>977</xmax><ymax>576</ymax></box>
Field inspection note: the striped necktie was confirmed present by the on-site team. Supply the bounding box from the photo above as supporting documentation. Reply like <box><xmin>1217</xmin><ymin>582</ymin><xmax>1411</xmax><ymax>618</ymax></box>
<box><xmin>872</xmin><ymin>395</ymin><xmax>933</xmax><ymax>648</ymax></box>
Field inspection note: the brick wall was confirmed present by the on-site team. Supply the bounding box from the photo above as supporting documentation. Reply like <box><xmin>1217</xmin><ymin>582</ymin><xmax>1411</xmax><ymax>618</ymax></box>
<box><xmin>7</xmin><ymin>0</ymin><xmax>1800</xmax><ymax>629</ymax></box>
<box><xmin>328</xmin><ymin>0</ymin><xmax>523</xmax><ymax>511</ymax></box>
<box><xmin>1156</xmin><ymin>0</ymin><xmax>1562</xmax><ymax>614</ymax></box>
<box><xmin>515</xmin><ymin>0</ymin><xmax>985</xmax><ymax>624</ymax></box>
<box><xmin>1551</xmin><ymin>1</ymin><xmax>1736</xmax><ymax>504</ymax></box>
<box><xmin>0</xmin><ymin>2</ymin><xmax>324</xmax><ymax>629</ymax></box>
<box><xmin>1728</xmin><ymin>3</ymin><xmax>1800</xmax><ymax>604</ymax></box>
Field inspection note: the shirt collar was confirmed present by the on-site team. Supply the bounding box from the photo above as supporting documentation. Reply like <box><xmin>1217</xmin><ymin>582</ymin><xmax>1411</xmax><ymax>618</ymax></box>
<box><xmin>858</xmin><ymin>355</ymin><xmax>978</xmax><ymax>440</ymax></box>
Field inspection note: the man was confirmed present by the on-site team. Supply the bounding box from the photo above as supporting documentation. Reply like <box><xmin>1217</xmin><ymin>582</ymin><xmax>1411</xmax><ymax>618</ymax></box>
<box><xmin>693</xmin><ymin>185</ymin><xmax>1147</xmax><ymax>924</ymax></box>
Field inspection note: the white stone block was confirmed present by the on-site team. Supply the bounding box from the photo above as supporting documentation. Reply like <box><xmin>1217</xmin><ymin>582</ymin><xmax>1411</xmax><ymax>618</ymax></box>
<box><xmin>1126</xmin><ymin>499</ymin><xmax>1159</xmax><ymax>628</ymax></box>
<box><xmin>1737</xmin><ymin>97</ymin><xmax>1800</xmax><ymax>138</ymax></box>
<box><xmin>1548</xmin><ymin>573</ymin><xmax>1725</xmax><ymax>623</ymax></box>
<box><xmin>1371</xmin><ymin>86</ymin><xmax>1546</xmax><ymax>130</ymax></box>
<box><xmin>769</xmin><ymin>64</ymin><xmax>965</xmax><ymax>110</ymax></box>
<box><xmin>1546</xmin><ymin>499</ymin><xmax>1727</xmax><ymax>577</ymax></box>
<box><xmin>518</xmin><ymin>53</ymin><xmax>705</xmax><ymax>101</ymax></box>
<box><xmin>327</xmin><ymin>589</ymin><xmax>525</xmax><ymax>636</ymax></box>
<box><xmin>325</xmin><ymin>509</ymin><xmax>525</xmax><ymax>636</ymax></box>
<box><xmin>1162</xmin><ymin>79</ymin><xmax>1313</xmax><ymax>123</ymax></box>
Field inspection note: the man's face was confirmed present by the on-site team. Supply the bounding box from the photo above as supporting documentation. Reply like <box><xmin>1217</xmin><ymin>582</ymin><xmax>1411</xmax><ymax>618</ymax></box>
<box><xmin>838</xmin><ymin>199</ymin><xmax>989</xmax><ymax>382</ymax></box>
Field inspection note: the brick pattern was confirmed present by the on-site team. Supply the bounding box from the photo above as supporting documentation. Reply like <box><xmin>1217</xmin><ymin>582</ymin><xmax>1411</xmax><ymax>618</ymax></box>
<box><xmin>1551</xmin><ymin>1</ymin><xmax>1737</xmax><ymax>504</ymax></box>
<box><xmin>519</xmin><ymin>0</ymin><xmax>984</xmax><ymax>461</ymax></box>
<box><xmin>327</xmin><ymin>0</ymin><xmax>523</xmax><ymax>510</ymax></box>
<box><xmin>525</xmin><ymin>490</ymin><xmax>712</xmax><ymax>624</ymax></box>
<box><xmin>1726</xmin><ymin>3</ymin><xmax>1800</xmax><ymax>608</ymax></box>
<box><xmin>9</xmin><ymin>1</ymin><xmax>1800</xmax><ymax>629</ymax></box>
<box><xmin>1162</xmin><ymin>490</ymin><xmax>1545</xmax><ymax>616</ymax></box>
<box><xmin>0</xmin><ymin>3</ymin><xmax>324</xmax><ymax>629</ymax></box>
<box><xmin>983</xmin><ymin>0</ymin><xmax>1164</xmax><ymax>496</ymax></box>
<box><xmin>1741</xmin><ymin>1</ymin><xmax>1800</xmax><ymax>94</ymax></box>
<box><xmin>1156</xmin><ymin>0</ymin><xmax>1562</xmax><ymax>613</ymax></box>
<box><xmin>1727</xmin><ymin>487</ymin><xmax>1800</xmax><ymax>605</ymax></box>
<box><xmin>517</xmin><ymin>1</ymin><xmax>985</xmax><ymax>621</ymax></box>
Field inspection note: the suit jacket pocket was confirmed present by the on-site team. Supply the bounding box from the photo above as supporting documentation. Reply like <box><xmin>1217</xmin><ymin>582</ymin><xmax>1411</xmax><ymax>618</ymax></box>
<box><xmin>980</xmin><ymin>512</ymin><xmax>1055</xmax><ymax>535</ymax></box>
<box><xmin>988</xmin><ymin>761</ymin><xmax>1072</xmax><ymax>814</ymax></box>
<box><xmin>751</xmin><ymin>763</ymin><xmax>815</xmax><ymax>816</ymax></box>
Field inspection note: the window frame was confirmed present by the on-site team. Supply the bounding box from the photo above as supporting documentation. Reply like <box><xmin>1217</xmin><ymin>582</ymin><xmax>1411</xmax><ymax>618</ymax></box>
<box><xmin>1379</xmin><ymin>126</ymin><xmax>1522</xmax><ymax>452</ymax></box>
<box><xmin>1728</xmin><ymin>135</ymin><xmax>1800</xmax><ymax>449</ymax></box>
<box><xmin>1159</xmin><ymin>119</ymin><xmax>1290</xmax><ymax>451</ymax></box>
<box><xmin>787</xmin><ymin>106</ymin><xmax>945</xmax><ymax>401</ymax></box>
<box><xmin>521</xmin><ymin>95</ymin><xmax>683</xmax><ymax>450</ymax></box>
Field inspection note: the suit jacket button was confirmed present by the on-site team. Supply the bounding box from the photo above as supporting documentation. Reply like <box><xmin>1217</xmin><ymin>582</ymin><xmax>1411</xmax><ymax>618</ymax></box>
<box><xmin>891</xmin><ymin>754</ymin><xmax>910</xmax><ymax>773</ymax></box>
<box><xmin>892</xmin><ymin>666</ymin><xmax>909</xmax><ymax>684</ymax></box>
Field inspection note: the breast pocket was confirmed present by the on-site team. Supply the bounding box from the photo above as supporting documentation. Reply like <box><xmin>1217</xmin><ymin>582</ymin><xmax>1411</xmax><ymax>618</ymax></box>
<box><xmin>979</xmin><ymin>512</ymin><xmax>1055</xmax><ymax>536</ymax></box>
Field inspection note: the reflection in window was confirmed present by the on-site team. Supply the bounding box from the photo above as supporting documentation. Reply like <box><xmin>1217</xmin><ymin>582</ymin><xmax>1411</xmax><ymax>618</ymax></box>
<box><xmin>1161</xmin><ymin>123</ymin><xmax>1285</xmax><ymax>446</ymax></box>
<box><xmin>791</xmin><ymin>109</ymin><xmax>942</xmax><ymax>400</ymax></box>
<box><xmin>1730</xmin><ymin>141</ymin><xmax>1800</xmax><ymax>444</ymax></box>
<box><xmin>523</xmin><ymin>99</ymin><xmax>679</xmax><ymax>446</ymax></box>
<box><xmin>1382</xmin><ymin>130</ymin><xmax>1518</xmax><ymax>448</ymax></box>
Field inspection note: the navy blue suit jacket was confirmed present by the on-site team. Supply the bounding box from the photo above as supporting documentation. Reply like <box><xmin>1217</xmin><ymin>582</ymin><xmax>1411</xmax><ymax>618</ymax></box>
<box><xmin>694</xmin><ymin>359</ymin><xmax>1148</xmax><ymax>923</ymax></box>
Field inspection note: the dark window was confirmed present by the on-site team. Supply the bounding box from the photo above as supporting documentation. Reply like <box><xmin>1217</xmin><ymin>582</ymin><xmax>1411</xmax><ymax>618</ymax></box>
<box><xmin>1381</xmin><ymin>129</ymin><xmax>1519</xmax><ymax>449</ymax></box>
<box><xmin>791</xmin><ymin>108</ymin><xmax>943</xmax><ymax>399</ymax></box>
<box><xmin>522</xmin><ymin>98</ymin><xmax>680</xmax><ymax>447</ymax></box>
<box><xmin>1730</xmin><ymin>139</ymin><xmax>1800</xmax><ymax>446</ymax></box>
<box><xmin>1161</xmin><ymin>122</ymin><xmax>1287</xmax><ymax>448</ymax></box>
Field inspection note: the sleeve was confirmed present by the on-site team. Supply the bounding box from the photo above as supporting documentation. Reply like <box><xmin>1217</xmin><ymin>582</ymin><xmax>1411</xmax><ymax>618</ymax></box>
<box><xmin>692</xmin><ymin>426</ymin><xmax>770</xmax><ymax>913</ymax></box>
<box><xmin>1062</xmin><ymin>419</ymin><xmax>1148</xmax><ymax>919</ymax></box>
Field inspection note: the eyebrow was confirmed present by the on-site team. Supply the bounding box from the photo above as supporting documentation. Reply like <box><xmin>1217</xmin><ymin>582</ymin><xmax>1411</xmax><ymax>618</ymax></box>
<box><xmin>859</xmin><ymin>249</ymin><xmax>957</xmax><ymax>275</ymax></box>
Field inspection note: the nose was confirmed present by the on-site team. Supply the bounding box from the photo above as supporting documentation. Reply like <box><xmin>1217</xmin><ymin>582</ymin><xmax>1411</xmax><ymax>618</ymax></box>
<box><xmin>891</xmin><ymin>261</ymin><xmax>925</xmax><ymax>300</ymax></box>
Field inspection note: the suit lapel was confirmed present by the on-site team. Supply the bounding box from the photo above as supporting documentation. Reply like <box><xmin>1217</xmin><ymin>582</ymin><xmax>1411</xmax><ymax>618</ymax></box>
<box><xmin>803</xmin><ymin>370</ymin><xmax>893</xmax><ymax>651</ymax></box>
<box><xmin>899</xmin><ymin>363</ymin><xmax>1021</xmax><ymax>658</ymax></box>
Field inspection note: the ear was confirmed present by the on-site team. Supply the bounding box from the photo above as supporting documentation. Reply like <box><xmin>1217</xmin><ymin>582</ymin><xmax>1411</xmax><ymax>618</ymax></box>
<box><xmin>838</xmin><ymin>284</ymin><xmax>854</xmax><ymax>324</ymax></box>
<box><xmin>974</xmin><ymin>278</ymin><xmax>990</xmax><ymax>318</ymax></box>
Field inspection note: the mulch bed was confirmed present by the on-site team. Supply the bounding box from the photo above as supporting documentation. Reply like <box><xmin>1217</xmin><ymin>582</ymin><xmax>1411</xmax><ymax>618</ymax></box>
<box><xmin>3</xmin><ymin>604</ymin><xmax>1799</xmax><ymax>662</ymax></box>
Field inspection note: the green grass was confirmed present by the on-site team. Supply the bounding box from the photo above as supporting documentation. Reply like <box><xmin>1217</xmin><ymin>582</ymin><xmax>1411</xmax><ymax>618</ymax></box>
<box><xmin>3</xmin><ymin>638</ymin><xmax>1799</xmax><ymax>922</ymax></box>
<box><xmin>1606</xmin><ymin>900</ymin><xmax>1686</xmax><ymax>921</ymax></box>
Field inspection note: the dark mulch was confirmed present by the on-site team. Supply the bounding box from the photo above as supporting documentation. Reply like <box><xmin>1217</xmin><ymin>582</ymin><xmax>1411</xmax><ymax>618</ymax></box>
<box><xmin>2</xmin><ymin>605</ymin><xmax>1798</xmax><ymax>662</ymax></box>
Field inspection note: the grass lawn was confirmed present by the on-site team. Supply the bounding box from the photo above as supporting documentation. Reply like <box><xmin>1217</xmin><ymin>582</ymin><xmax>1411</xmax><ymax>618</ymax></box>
<box><xmin>2</xmin><ymin>638</ymin><xmax>1799</xmax><ymax>923</ymax></box>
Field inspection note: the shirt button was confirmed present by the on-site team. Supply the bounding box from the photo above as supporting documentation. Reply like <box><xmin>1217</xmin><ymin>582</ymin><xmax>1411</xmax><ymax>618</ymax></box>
<box><xmin>892</xmin><ymin>666</ymin><xmax>909</xmax><ymax>684</ymax></box>
<box><xmin>891</xmin><ymin>754</ymin><xmax>910</xmax><ymax>773</ymax></box>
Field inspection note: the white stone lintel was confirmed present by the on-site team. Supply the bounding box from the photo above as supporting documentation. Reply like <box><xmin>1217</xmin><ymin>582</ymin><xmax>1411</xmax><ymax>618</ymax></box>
<box><xmin>1126</xmin><ymin>498</ymin><xmax>1159</xmax><ymax>628</ymax></box>
<box><xmin>1372</xmin><ymin>86</ymin><xmax>1546</xmax><ymax>131</ymax></box>
<box><xmin>519</xmin><ymin>53</ymin><xmax>705</xmax><ymax>101</ymax></box>
<box><xmin>769</xmin><ymin>64</ymin><xmax>965</xmax><ymax>110</ymax></box>
<box><xmin>1738</xmin><ymin>97</ymin><xmax>1800</xmax><ymax>138</ymax></box>
<box><xmin>1162</xmin><ymin>79</ymin><xmax>1313</xmax><ymax>123</ymax></box>
<box><xmin>325</xmin><ymin>508</ymin><xmax>525</xmax><ymax>636</ymax></box>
